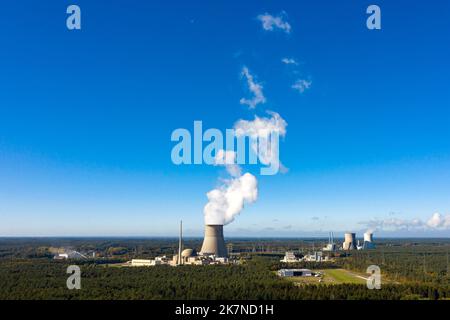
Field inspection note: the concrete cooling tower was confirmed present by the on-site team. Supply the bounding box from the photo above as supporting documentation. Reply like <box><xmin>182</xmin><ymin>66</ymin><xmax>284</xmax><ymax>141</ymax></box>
<box><xmin>343</xmin><ymin>232</ymin><xmax>357</xmax><ymax>250</ymax></box>
<box><xmin>363</xmin><ymin>232</ymin><xmax>375</xmax><ymax>249</ymax></box>
<box><xmin>364</xmin><ymin>232</ymin><xmax>373</xmax><ymax>243</ymax></box>
<box><xmin>200</xmin><ymin>225</ymin><xmax>227</xmax><ymax>258</ymax></box>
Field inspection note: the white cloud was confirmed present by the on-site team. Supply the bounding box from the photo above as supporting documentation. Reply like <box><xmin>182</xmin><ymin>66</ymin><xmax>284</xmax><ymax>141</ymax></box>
<box><xmin>282</xmin><ymin>58</ymin><xmax>298</xmax><ymax>65</ymax></box>
<box><xmin>292</xmin><ymin>79</ymin><xmax>312</xmax><ymax>93</ymax></box>
<box><xmin>257</xmin><ymin>13</ymin><xmax>291</xmax><ymax>33</ymax></box>
<box><xmin>360</xmin><ymin>217</ymin><xmax>424</xmax><ymax>232</ymax></box>
<box><xmin>360</xmin><ymin>212</ymin><xmax>450</xmax><ymax>232</ymax></box>
<box><xmin>234</xmin><ymin>111</ymin><xmax>287</xmax><ymax>139</ymax></box>
<box><xmin>427</xmin><ymin>212</ymin><xmax>450</xmax><ymax>229</ymax></box>
<box><xmin>240</xmin><ymin>67</ymin><xmax>266</xmax><ymax>109</ymax></box>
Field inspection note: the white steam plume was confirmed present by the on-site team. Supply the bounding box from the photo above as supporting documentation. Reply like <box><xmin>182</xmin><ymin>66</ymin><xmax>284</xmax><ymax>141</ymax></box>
<box><xmin>240</xmin><ymin>67</ymin><xmax>266</xmax><ymax>109</ymax></box>
<box><xmin>234</xmin><ymin>111</ymin><xmax>288</xmax><ymax>172</ymax></box>
<box><xmin>214</xmin><ymin>149</ymin><xmax>241</xmax><ymax>177</ymax></box>
<box><xmin>204</xmin><ymin>172</ymin><xmax>258</xmax><ymax>226</ymax></box>
<box><xmin>204</xmin><ymin>150</ymin><xmax>257</xmax><ymax>225</ymax></box>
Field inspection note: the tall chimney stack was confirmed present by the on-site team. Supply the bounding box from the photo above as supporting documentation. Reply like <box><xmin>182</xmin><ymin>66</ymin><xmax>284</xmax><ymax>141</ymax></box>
<box><xmin>200</xmin><ymin>225</ymin><xmax>227</xmax><ymax>258</ymax></box>
<box><xmin>178</xmin><ymin>220</ymin><xmax>183</xmax><ymax>265</ymax></box>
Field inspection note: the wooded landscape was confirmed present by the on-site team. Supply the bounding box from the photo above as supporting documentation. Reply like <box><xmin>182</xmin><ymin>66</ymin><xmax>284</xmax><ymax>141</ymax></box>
<box><xmin>0</xmin><ymin>238</ymin><xmax>449</xmax><ymax>300</ymax></box>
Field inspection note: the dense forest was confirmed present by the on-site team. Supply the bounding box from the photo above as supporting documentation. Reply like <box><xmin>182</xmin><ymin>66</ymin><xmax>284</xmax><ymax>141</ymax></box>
<box><xmin>0</xmin><ymin>257</ymin><xmax>449</xmax><ymax>300</ymax></box>
<box><xmin>0</xmin><ymin>238</ymin><xmax>449</xmax><ymax>300</ymax></box>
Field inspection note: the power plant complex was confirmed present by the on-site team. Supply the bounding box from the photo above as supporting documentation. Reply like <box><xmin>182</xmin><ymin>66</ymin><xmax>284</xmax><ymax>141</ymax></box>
<box><xmin>129</xmin><ymin>220</ymin><xmax>376</xmax><ymax>267</ymax></box>
<box><xmin>130</xmin><ymin>221</ymin><xmax>230</xmax><ymax>267</ymax></box>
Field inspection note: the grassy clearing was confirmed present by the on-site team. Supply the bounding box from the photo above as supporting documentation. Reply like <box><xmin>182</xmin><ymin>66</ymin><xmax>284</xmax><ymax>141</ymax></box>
<box><xmin>284</xmin><ymin>268</ymin><xmax>368</xmax><ymax>285</ymax></box>
<box><xmin>320</xmin><ymin>269</ymin><xmax>367</xmax><ymax>284</ymax></box>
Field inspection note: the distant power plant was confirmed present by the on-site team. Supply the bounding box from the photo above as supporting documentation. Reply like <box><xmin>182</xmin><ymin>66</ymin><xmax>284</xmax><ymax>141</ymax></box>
<box><xmin>341</xmin><ymin>231</ymin><xmax>375</xmax><ymax>250</ymax></box>
<box><xmin>128</xmin><ymin>222</ymin><xmax>377</xmax><ymax>269</ymax></box>
<box><xmin>343</xmin><ymin>233</ymin><xmax>357</xmax><ymax>250</ymax></box>
<box><xmin>200</xmin><ymin>224</ymin><xmax>228</xmax><ymax>258</ymax></box>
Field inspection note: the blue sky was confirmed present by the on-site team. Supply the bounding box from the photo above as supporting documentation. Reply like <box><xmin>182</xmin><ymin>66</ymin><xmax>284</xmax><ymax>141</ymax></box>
<box><xmin>0</xmin><ymin>0</ymin><xmax>450</xmax><ymax>237</ymax></box>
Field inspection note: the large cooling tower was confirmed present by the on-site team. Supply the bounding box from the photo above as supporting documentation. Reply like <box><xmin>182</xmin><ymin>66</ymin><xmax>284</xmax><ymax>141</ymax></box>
<box><xmin>200</xmin><ymin>225</ymin><xmax>228</xmax><ymax>257</ymax></box>
<box><xmin>343</xmin><ymin>232</ymin><xmax>357</xmax><ymax>250</ymax></box>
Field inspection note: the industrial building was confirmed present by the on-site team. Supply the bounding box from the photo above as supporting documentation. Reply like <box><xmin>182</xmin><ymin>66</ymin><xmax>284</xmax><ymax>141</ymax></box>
<box><xmin>174</xmin><ymin>248</ymin><xmax>213</xmax><ymax>265</ymax></box>
<box><xmin>53</xmin><ymin>250</ymin><xmax>88</xmax><ymax>260</ymax></box>
<box><xmin>278</xmin><ymin>269</ymin><xmax>313</xmax><ymax>277</ymax></box>
<box><xmin>280</xmin><ymin>251</ymin><xmax>298</xmax><ymax>263</ymax></box>
<box><xmin>131</xmin><ymin>257</ymin><xmax>169</xmax><ymax>267</ymax></box>
<box><xmin>131</xmin><ymin>259</ymin><xmax>153</xmax><ymax>267</ymax></box>
<box><xmin>302</xmin><ymin>251</ymin><xmax>328</xmax><ymax>262</ymax></box>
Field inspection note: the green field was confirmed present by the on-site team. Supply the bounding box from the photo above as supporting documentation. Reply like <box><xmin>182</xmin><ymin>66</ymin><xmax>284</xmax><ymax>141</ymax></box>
<box><xmin>286</xmin><ymin>268</ymin><xmax>368</xmax><ymax>285</ymax></box>
<box><xmin>321</xmin><ymin>269</ymin><xmax>367</xmax><ymax>284</ymax></box>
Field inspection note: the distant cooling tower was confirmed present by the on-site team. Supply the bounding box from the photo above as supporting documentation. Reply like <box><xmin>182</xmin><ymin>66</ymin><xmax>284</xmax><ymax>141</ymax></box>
<box><xmin>364</xmin><ymin>232</ymin><xmax>373</xmax><ymax>243</ymax></box>
<box><xmin>363</xmin><ymin>232</ymin><xmax>375</xmax><ymax>249</ymax></box>
<box><xmin>200</xmin><ymin>225</ymin><xmax>228</xmax><ymax>257</ymax></box>
<box><xmin>343</xmin><ymin>233</ymin><xmax>357</xmax><ymax>250</ymax></box>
